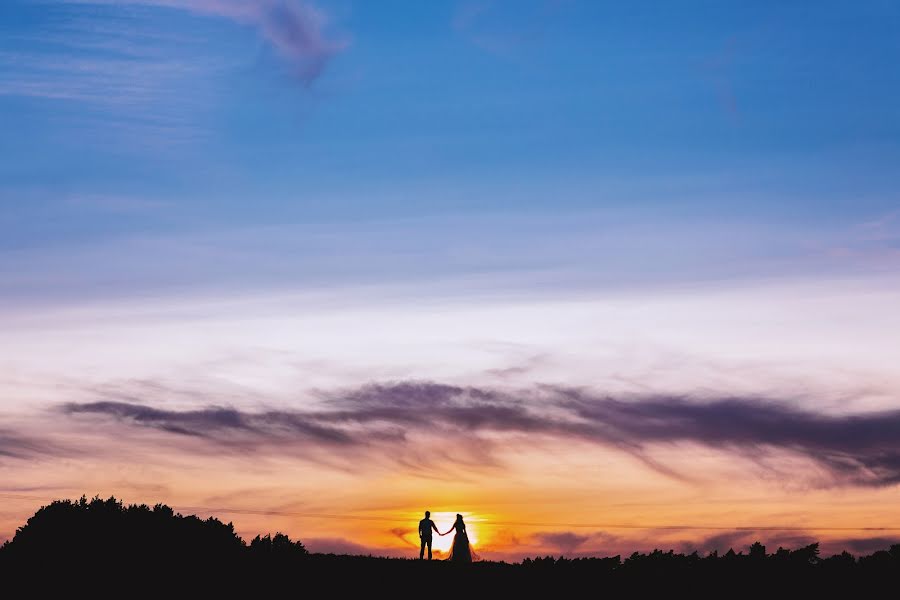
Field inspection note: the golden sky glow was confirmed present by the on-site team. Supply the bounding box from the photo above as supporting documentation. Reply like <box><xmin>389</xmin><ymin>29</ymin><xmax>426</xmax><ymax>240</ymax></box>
<box><xmin>2</xmin><ymin>278</ymin><xmax>900</xmax><ymax>559</ymax></box>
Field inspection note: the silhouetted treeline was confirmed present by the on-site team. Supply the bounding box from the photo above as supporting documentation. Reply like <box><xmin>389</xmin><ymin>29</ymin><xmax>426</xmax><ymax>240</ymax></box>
<box><xmin>2</xmin><ymin>496</ymin><xmax>899</xmax><ymax>597</ymax></box>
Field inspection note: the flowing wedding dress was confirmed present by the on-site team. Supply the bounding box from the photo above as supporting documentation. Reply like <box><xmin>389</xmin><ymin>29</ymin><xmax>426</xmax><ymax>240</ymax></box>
<box><xmin>445</xmin><ymin>516</ymin><xmax>475</xmax><ymax>563</ymax></box>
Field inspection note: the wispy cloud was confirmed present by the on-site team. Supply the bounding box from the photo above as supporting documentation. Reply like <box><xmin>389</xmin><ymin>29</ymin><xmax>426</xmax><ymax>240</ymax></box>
<box><xmin>0</xmin><ymin>428</ymin><xmax>68</xmax><ymax>461</ymax></box>
<box><xmin>855</xmin><ymin>210</ymin><xmax>900</xmax><ymax>243</ymax></box>
<box><xmin>452</xmin><ymin>0</ymin><xmax>564</xmax><ymax>56</ymax></box>
<box><xmin>63</xmin><ymin>193</ymin><xmax>170</xmax><ymax>213</ymax></box>
<box><xmin>0</xmin><ymin>8</ymin><xmax>215</xmax><ymax>146</ymax></box>
<box><xmin>0</xmin><ymin>1</ymin><xmax>345</xmax><ymax>148</ymax></box>
<box><xmin>62</xmin><ymin>400</ymin><xmax>359</xmax><ymax>445</ymax></box>
<box><xmin>3</xmin><ymin>210</ymin><xmax>895</xmax><ymax>309</ymax></box>
<box><xmin>197</xmin><ymin>0</ymin><xmax>347</xmax><ymax>85</ymax></box>
<box><xmin>64</xmin><ymin>0</ymin><xmax>347</xmax><ymax>85</ymax></box>
<box><xmin>58</xmin><ymin>381</ymin><xmax>900</xmax><ymax>487</ymax></box>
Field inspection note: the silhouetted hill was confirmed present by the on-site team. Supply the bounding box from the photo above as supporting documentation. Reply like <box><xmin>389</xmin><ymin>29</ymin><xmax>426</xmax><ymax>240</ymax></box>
<box><xmin>2</xmin><ymin>496</ymin><xmax>900</xmax><ymax>597</ymax></box>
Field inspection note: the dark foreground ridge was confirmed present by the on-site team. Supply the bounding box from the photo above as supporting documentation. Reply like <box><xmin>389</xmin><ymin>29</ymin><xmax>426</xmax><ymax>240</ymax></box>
<box><xmin>2</xmin><ymin>496</ymin><xmax>899</xmax><ymax>597</ymax></box>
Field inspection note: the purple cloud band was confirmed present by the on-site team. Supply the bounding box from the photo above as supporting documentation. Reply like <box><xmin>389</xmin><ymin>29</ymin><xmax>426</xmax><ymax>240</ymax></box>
<box><xmin>54</xmin><ymin>381</ymin><xmax>900</xmax><ymax>487</ymax></box>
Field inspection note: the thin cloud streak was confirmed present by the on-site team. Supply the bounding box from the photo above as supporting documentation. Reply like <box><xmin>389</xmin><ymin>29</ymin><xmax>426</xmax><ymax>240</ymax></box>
<box><xmin>64</xmin><ymin>0</ymin><xmax>347</xmax><ymax>85</ymax></box>
<box><xmin>62</xmin><ymin>400</ymin><xmax>358</xmax><ymax>445</ymax></box>
<box><xmin>0</xmin><ymin>428</ymin><xmax>69</xmax><ymax>461</ymax></box>
<box><xmin>452</xmin><ymin>0</ymin><xmax>564</xmax><ymax>56</ymax></box>
<box><xmin>0</xmin><ymin>0</ymin><xmax>344</xmax><ymax>148</ymax></box>
<box><xmin>3</xmin><ymin>212</ymin><xmax>896</xmax><ymax>310</ymax></box>
<box><xmin>0</xmin><ymin>9</ymin><xmax>216</xmax><ymax>146</ymax></box>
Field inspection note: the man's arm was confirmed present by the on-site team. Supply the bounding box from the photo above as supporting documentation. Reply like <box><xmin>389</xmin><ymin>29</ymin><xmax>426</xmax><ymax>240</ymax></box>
<box><xmin>431</xmin><ymin>521</ymin><xmax>439</xmax><ymax>533</ymax></box>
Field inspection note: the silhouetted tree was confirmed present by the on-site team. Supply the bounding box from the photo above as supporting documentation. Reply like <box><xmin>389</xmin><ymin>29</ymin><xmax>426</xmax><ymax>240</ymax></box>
<box><xmin>749</xmin><ymin>541</ymin><xmax>766</xmax><ymax>559</ymax></box>
<box><xmin>249</xmin><ymin>532</ymin><xmax>308</xmax><ymax>557</ymax></box>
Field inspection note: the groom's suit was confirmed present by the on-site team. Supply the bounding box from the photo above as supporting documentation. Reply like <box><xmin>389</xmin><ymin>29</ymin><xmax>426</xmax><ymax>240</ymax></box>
<box><xmin>419</xmin><ymin>517</ymin><xmax>439</xmax><ymax>559</ymax></box>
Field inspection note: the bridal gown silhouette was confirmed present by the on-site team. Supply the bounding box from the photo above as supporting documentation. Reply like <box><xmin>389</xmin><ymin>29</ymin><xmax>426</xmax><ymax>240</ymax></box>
<box><xmin>441</xmin><ymin>514</ymin><xmax>474</xmax><ymax>562</ymax></box>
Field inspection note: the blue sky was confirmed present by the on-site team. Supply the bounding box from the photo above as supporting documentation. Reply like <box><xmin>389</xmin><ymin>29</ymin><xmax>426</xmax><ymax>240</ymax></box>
<box><xmin>0</xmin><ymin>0</ymin><xmax>898</xmax><ymax>302</ymax></box>
<box><xmin>3</xmin><ymin>0</ymin><xmax>899</xmax><ymax>257</ymax></box>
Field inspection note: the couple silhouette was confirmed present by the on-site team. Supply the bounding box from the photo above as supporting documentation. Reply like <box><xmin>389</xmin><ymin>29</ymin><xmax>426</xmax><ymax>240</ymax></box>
<box><xmin>418</xmin><ymin>511</ymin><xmax>473</xmax><ymax>562</ymax></box>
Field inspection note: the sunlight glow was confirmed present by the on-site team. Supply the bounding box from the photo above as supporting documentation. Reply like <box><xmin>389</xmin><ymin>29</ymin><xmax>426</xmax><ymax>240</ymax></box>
<box><xmin>428</xmin><ymin>512</ymin><xmax>479</xmax><ymax>554</ymax></box>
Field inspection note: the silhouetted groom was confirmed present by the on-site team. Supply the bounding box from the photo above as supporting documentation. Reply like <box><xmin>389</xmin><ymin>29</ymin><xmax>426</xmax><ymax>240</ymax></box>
<box><xmin>418</xmin><ymin>510</ymin><xmax>439</xmax><ymax>560</ymax></box>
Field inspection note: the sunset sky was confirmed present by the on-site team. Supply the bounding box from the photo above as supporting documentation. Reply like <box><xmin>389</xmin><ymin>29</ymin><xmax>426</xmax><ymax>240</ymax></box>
<box><xmin>2</xmin><ymin>0</ymin><xmax>900</xmax><ymax>560</ymax></box>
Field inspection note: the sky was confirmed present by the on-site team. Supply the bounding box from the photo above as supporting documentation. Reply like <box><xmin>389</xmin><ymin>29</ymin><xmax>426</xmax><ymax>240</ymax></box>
<box><xmin>1</xmin><ymin>0</ymin><xmax>900</xmax><ymax>560</ymax></box>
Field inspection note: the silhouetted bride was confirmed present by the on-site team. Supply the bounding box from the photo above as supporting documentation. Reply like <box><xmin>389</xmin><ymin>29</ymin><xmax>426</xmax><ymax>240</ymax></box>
<box><xmin>440</xmin><ymin>514</ymin><xmax>475</xmax><ymax>562</ymax></box>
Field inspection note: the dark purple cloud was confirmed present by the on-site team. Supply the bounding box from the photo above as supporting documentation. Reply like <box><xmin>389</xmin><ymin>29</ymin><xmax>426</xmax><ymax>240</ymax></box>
<box><xmin>838</xmin><ymin>537</ymin><xmax>900</xmax><ymax>555</ymax></box>
<box><xmin>489</xmin><ymin>530</ymin><xmax>898</xmax><ymax>561</ymax></box>
<box><xmin>558</xmin><ymin>393</ymin><xmax>900</xmax><ymax>486</ymax></box>
<box><xmin>660</xmin><ymin>530</ymin><xmax>900</xmax><ymax>559</ymax></box>
<box><xmin>676</xmin><ymin>530</ymin><xmax>753</xmax><ymax>555</ymax></box>
<box><xmin>533</xmin><ymin>531</ymin><xmax>591</xmax><ymax>554</ymax></box>
<box><xmin>61</xmin><ymin>381</ymin><xmax>900</xmax><ymax>487</ymax></box>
